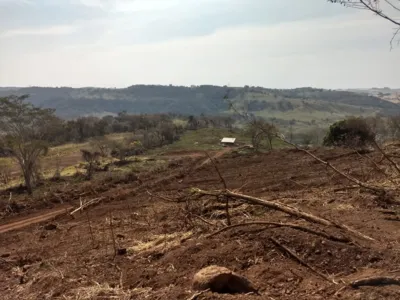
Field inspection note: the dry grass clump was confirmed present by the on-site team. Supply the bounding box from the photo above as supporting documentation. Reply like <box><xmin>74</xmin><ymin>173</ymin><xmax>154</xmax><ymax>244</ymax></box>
<box><xmin>65</xmin><ymin>284</ymin><xmax>152</xmax><ymax>300</ymax></box>
<box><xmin>128</xmin><ymin>231</ymin><xmax>193</xmax><ymax>254</ymax></box>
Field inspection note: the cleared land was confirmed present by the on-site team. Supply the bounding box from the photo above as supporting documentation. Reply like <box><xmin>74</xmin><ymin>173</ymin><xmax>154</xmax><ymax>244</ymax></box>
<box><xmin>0</xmin><ymin>146</ymin><xmax>400</xmax><ymax>300</ymax></box>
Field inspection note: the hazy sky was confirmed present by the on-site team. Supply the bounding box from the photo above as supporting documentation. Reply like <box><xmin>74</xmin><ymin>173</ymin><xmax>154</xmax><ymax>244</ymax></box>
<box><xmin>0</xmin><ymin>0</ymin><xmax>398</xmax><ymax>88</ymax></box>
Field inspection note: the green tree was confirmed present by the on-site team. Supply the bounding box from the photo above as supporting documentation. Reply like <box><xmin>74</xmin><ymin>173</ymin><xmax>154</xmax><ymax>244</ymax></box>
<box><xmin>0</xmin><ymin>95</ymin><xmax>57</xmax><ymax>194</ymax></box>
<box><xmin>323</xmin><ymin>117</ymin><xmax>375</xmax><ymax>148</ymax></box>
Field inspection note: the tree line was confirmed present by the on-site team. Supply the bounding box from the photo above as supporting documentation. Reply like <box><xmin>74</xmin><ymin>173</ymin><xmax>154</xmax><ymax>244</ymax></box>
<box><xmin>0</xmin><ymin>95</ymin><xmax>234</xmax><ymax>194</ymax></box>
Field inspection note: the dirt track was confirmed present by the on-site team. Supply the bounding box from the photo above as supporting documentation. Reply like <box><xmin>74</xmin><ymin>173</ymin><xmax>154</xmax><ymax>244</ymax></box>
<box><xmin>0</xmin><ymin>149</ymin><xmax>229</xmax><ymax>235</ymax></box>
<box><xmin>0</xmin><ymin>205</ymin><xmax>72</xmax><ymax>234</ymax></box>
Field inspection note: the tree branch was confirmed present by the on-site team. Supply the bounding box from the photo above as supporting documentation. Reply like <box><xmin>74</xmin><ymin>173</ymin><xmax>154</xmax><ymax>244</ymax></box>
<box><xmin>190</xmin><ymin>188</ymin><xmax>374</xmax><ymax>241</ymax></box>
<box><xmin>206</xmin><ymin>221</ymin><xmax>350</xmax><ymax>243</ymax></box>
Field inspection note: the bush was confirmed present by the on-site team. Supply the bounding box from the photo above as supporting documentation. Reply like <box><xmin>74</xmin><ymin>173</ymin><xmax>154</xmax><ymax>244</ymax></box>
<box><xmin>323</xmin><ymin>117</ymin><xmax>375</xmax><ymax>148</ymax></box>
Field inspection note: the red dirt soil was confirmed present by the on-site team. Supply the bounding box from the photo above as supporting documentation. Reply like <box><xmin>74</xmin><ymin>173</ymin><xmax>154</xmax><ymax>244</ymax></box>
<box><xmin>0</xmin><ymin>148</ymin><xmax>400</xmax><ymax>300</ymax></box>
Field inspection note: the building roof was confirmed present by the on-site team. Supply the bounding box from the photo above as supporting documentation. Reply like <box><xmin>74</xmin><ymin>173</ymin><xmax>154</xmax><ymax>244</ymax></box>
<box><xmin>221</xmin><ymin>137</ymin><xmax>236</xmax><ymax>143</ymax></box>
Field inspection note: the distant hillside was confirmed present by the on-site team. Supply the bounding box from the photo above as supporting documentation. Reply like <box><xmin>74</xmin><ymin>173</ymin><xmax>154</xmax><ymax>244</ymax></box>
<box><xmin>0</xmin><ymin>85</ymin><xmax>399</xmax><ymax>128</ymax></box>
<box><xmin>342</xmin><ymin>87</ymin><xmax>400</xmax><ymax>104</ymax></box>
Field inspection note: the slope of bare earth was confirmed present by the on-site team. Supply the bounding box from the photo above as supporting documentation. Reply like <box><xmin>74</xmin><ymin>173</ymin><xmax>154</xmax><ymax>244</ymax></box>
<box><xmin>0</xmin><ymin>147</ymin><xmax>399</xmax><ymax>300</ymax></box>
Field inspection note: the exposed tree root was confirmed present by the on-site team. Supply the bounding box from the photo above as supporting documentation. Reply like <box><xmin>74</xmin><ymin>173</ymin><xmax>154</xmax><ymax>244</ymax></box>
<box><xmin>350</xmin><ymin>276</ymin><xmax>400</xmax><ymax>288</ymax></box>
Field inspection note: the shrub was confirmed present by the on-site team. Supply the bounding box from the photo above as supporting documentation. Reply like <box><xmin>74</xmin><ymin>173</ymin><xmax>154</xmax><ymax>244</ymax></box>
<box><xmin>323</xmin><ymin>117</ymin><xmax>375</xmax><ymax>148</ymax></box>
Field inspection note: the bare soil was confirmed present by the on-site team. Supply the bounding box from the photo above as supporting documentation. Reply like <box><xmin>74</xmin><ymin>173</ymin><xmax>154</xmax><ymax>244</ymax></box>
<box><xmin>0</xmin><ymin>148</ymin><xmax>399</xmax><ymax>300</ymax></box>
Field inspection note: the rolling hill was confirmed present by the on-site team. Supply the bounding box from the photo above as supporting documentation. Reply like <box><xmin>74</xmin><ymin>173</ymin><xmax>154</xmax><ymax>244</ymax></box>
<box><xmin>0</xmin><ymin>85</ymin><xmax>399</xmax><ymax>129</ymax></box>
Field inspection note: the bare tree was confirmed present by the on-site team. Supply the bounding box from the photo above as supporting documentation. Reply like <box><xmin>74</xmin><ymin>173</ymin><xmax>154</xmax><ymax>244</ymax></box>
<box><xmin>89</xmin><ymin>136</ymin><xmax>111</xmax><ymax>157</ymax></box>
<box><xmin>329</xmin><ymin>0</ymin><xmax>400</xmax><ymax>47</ymax></box>
<box><xmin>0</xmin><ymin>95</ymin><xmax>57</xmax><ymax>194</ymax></box>
<box><xmin>246</xmin><ymin>119</ymin><xmax>277</xmax><ymax>150</ymax></box>
<box><xmin>80</xmin><ymin>149</ymin><xmax>101</xmax><ymax>180</ymax></box>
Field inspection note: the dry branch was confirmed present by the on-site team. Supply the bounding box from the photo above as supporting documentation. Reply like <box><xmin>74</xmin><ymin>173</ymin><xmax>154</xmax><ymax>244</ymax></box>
<box><xmin>270</xmin><ymin>237</ymin><xmax>335</xmax><ymax>283</ymax></box>
<box><xmin>385</xmin><ymin>217</ymin><xmax>400</xmax><ymax>222</ymax></box>
<box><xmin>192</xmin><ymin>188</ymin><xmax>331</xmax><ymax>226</ymax></box>
<box><xmin>350</xmin><ymin>276</ymin><xmax>400</xmax><ymax>288</ymax></box>
<box><xmin>206</xmin><ymin>221</ymin><xmax>350</xmax><ymax>243</ymax></box>
<box><xmin>276</xmin><ymin>135</ymin><xmax>385</xmax><ymax>195</ymax></box>
<box><xmin>193</xmin><ymin>215</ymin><xmax>217</xmax><ymax>227</ymax></box>
<box><xmin>70</xmin><ymin>197</ymin><xmax>105</xmax><ymax>216</ymax></box>
<box><xmin>205</xmin><ymin>151</ymin><xmax>231</xmax><ymax>225</ymax></box>
<box><xmin>205</xmin><ymin>151</ymin><xmax>227</xmax><ymax>189</ymax></box>
<box><xmin>191</xmin><ymin>188</ymin><xmax>374</xmax><ymax>241</ymax></box>
<box><xmin>355</xmin><ymin>150</ymin><xmax>395</xmax><ymax>184</ymax></box>
<box><xmin>86</xmin><ymin>211</ymin><xmax>95</xmax><ymax>246</ymax></box>
<box><xmin>186</xmin><ymin>289</ymin><xmax>210</xmax><ymax>300</ymax></box>
<box><xmin>333</xmin><ymin>185</ymin><xmax>360</xmax><ymax>192</ymax></box>
<box><xmin>109</xmin><ymin>211</ymin><xmax>117</xmax><ymax>258</ymax></box>
<box><xmin>373</xmin><ymin>140</ymin><xmax>400</xmax><ymax>174</ymax></box>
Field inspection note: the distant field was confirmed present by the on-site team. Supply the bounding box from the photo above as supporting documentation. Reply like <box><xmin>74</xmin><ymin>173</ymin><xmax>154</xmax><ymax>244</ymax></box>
<box><xmin>150</xmin><ymin>128</ymin><xmax>245</xmax><ymax>154</ymax></box>
<box><xmin>228</xmin><ymin>92</ymin><xmax>380</xmax><ymax>131</ymax></box>
<box><xmin>2</xmin><ymin>128</ymin><xmax>282</xmax><ymax>189</ymax></box>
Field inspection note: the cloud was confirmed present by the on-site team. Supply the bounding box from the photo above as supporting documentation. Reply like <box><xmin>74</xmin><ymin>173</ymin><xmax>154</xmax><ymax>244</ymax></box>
<box><xmin>0</xmin><ymin>0</ymin><xmax>352</xmax><ymax>44</ymax></box>
<box><xmin>0</xmin><ymin>1</ymin><xmax>397</xmax><ymax>88</ymax></box>
<box><xmin>0</xmin><ymin>0</ymin><xmax>106</xmax><ymax>30</ymax></box>
<box><xmin>0</xmin><ymin>25</ymin><xmax>77</xmax><ymax>38</ymax></box>
<box><xmin>0</xmin><ymin>8</ymin><xmax>397</xmax><ymax>89</ymax></box>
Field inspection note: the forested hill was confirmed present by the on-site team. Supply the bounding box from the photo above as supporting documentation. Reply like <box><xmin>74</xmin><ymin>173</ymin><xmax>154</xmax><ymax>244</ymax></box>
<box><xmin>0</xmin><ymin>85</ymin><xmax>399</xmax><ymax>120</ymax></box>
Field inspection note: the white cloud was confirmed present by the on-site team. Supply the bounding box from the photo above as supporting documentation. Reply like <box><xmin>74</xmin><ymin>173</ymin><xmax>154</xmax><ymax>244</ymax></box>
<box><xmin>71</xmin><ymin>0</ymin><xmax>183</xmax><ymax>12</ymax></box>
<box><xmin>0</xmin><ymin>0</ymin><xmax>33</xmax><ymax>4</ymax></box>
<box><xmin>0</xmin><ymin>25</ymin><xmax>77</xmax><ymax>38</ymax></box>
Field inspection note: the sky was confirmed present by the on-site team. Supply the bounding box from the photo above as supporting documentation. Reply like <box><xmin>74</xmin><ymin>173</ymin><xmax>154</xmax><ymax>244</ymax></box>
<box><xmin>0</xmin><ymin>0</ymin><xmax>398</xmax><ymax>89</ymax></box>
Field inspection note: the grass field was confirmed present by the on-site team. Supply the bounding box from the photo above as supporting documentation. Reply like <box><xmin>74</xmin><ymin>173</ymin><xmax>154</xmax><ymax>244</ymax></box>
<box><xmin>150</xmin><ymin>128</ymin><xmax>247</xmax><ymax>154</ymax></box>
<box><xmin>228</xmin><ymin>92</ymin><xmax>380</xmax><ymax>131</ymax></box>
<box><xmin>0</xmin><ymin>128</ymin><xmax>267</xmax><ymax>190</ymax></box>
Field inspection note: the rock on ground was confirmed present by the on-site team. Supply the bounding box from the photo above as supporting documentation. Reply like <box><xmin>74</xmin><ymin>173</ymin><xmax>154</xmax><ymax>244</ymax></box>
<box><xmin>192</xmin><ymin>265</ymin><xmax>258</xmax><ymax>294</ymax></box>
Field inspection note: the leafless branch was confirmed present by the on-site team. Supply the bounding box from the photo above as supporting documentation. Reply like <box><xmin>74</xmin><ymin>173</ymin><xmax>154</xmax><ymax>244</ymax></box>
<box><xmin>109</xmin><ymin>211</ymin><xmax>117</xmax><ymax>258</ymax></box>
<box><xmin>204</xmin><ymin>151</ymin><xmax>227</xmax><ymax>189</ymax></box>
<box><xmin>70</xmin><ymin>197</ymin><xmax>105</xmax><ymax>216</ymax></box>
<box><xmin>276</xmin><ymin>134</ymin><xmax>386</xmax><ymax>195</ymax></box>
<box><xmin>329</xmin><ymin>0</ymin><xmax>400</xmax><ymax>47</ymax></box>
<box><xmin>205</xmin><ymin>151</ymin><xmax>231</xmax><ymax>225</ymax></box>
<box><xmin>191</xmin><ymin>188</ymin><xmax>374</xmax><ymax>241</ymax></box>
<box><xmin>384</xmin><ymin>0</ymin><xmax>400</xmax><ymax>12</ymax></box>
<box><xmin>206</xmin><ymin>221</ymin><xmax>350</xmax><ymax>243</ymax></box>
<box><xmin>373</xmin><ymin>140</ymin><xmax>400</xmax><ymax>174</ymax></box>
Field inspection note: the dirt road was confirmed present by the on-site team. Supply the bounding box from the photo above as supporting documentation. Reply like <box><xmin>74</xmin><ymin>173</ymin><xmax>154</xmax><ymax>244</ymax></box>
<box><xmin>0</xmin><ymin>149</ymin><xmax>231</xmax><ymax>235</ymax></box>
<box><xmin>0</xmin><ymin>205</ymin><xmax>72</xmax><ymax>234</ymax></box>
